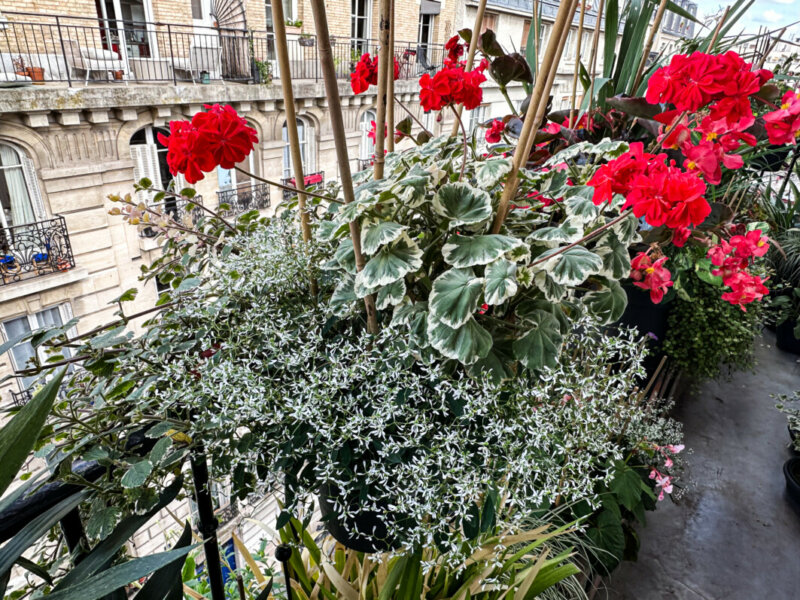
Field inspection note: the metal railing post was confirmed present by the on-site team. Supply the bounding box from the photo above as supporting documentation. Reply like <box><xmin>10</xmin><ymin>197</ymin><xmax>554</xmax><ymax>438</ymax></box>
<box><xmin>55</xmin><ymin>16</ymin><xmax>72</xmax><ymax>87</ymax></box>
<box><xmin>167</xmin><ymin>23</ymin><xmax>177</xmax><ymax>85</ymax></box>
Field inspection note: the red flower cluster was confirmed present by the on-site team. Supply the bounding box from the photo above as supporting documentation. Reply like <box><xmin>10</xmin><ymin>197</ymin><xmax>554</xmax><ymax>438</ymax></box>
<box><xmin>350</xmin><ymin>53</ymin><xmax>401</xmax><ymax>94</ymax></box>
<box><xmin>367</xmin><ymin>120</ymin><xmax>388</xmax><ymax>143</ymax></box>
<box><xmin>587</xmin><ymin>142</ymin><xmax>711</xmax><ymax>229</ymax></box>
<box><xmin>419</xmin><ymin>65</ymin><xmax>486</xmax><ymax>111</ymax></box>
<box><xmin>157</xmin><ymin>104</ymin><xmax>258</xmax><ymax>184</ymax></box>
<box><xmin>707</xmin><ymin>230</ymin><xmax>770</xmax><ymax>310</ymax></box>
<box><xmin>631</xmin><ymin>251</ymin><xmax>673</xmax><ymax>304</ymax></box>
<box><xmin>646</xmin><ymin>51</ymin><xmax>772</xmax><ymax>113</ymax></box>
<box><xmin>763</xmin><ymin>90</ymin><xmax>800</xmax><ymax>145</ymax></box>
<box><xmin>485</xmin><ymin>119</ymin><xmax>505</xmax><ymax>143</ymax></box>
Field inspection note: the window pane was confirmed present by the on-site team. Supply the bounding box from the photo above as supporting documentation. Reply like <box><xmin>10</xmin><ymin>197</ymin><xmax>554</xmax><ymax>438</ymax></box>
<box><xmin>4</xmin><ymin>316</ymin><xmax>35</xmax><ymax>389</ymax></box>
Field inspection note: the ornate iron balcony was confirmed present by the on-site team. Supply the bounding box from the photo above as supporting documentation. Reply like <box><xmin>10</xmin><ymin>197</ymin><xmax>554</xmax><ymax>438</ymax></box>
<box><xmin>10</xmin><ymin>388</ymin><xmax>34</xmax><ymax>407</ymax></box>
<box><xmin>216</xmin><ymin>183</ymin><xmax>270</xmax><ymax>216</ymax></box>
<box><xmin>357</xmin><ymin>158</ymin><xmax>373</xmax><ymax>172</ymax></box>
<box><xmin>0</xmin><ymin>216</ymin><xmax>75</xmax><ymax>286</ymax></box>
<box><xmin>281</xmin><ymin>172</ymin><xmax>325</xmax><ymax>201</ymax></box>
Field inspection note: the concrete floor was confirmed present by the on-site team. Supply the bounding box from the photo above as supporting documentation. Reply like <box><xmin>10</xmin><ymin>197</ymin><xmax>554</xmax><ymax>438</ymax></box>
<box><xmin>608</xmin><ymin>332</ymin><xmax>800</xmax><ymax>600</ymax></box>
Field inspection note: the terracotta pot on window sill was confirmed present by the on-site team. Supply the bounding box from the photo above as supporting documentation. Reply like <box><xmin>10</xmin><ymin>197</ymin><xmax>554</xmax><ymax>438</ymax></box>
<box><xmin>113</xmin><ymin>70</ymin><xmax>124</xmax><ymax>80</ymax></box>
<box><xmin>25</xmin><ymin>66</ymin><xmax>45</xmax><ymax>82</ymax></box>
<box><xmin>285</xmin><ymin>25</ymin><xmax>302</xmax><ymax>35</ymax></box>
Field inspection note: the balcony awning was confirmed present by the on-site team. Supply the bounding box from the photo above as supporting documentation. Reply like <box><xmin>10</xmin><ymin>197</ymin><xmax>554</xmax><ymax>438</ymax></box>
<box><xmin>421</xmin><ymin>0</ymin><xmax>441</xmax><ymax>15</ymax></box>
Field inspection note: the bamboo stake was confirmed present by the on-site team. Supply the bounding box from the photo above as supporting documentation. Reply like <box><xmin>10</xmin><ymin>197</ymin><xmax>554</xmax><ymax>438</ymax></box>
<box><xmin>271</xmin><ymin>0</ymin><xmax>317</xmax><ymax>295</ymax></box>
<box><xmin>450</xmin><ymin>0</ymin><xmax>489</xmax><ymax>137</ymax></box>
<box><xmin>491</xmin><ymin>0</ymin><xmax>578</xmax><ymax>234</ymax></box>
<box><xmin>373</xmin><ymin>0</ymin><xmax>392</xmax><ymax>179</ymax></box>
<box><xmin>568</xmin><ymin>0</ymin><xmax>587</xmax><ymax>127</ymax></box>
<box><xmin>708</xmin><ymin>7</ymin><xmax>729</xmax><ymax>51</ymax></box>
<box><xmin>309</xmin><ymin>0</ymin><xmax>380</xmax><ymax>334</ymax></box>
<box><xmin>533</xmin><ymin>0</ymin><xmax>540</xmax><ymax>71</ymax></box>
<box><xmin>586</xmin><ymin>0</ymin><xmax>605</xmax><ymax>110</ymax></box>
<box><xmin>386</xmin><ymin>0</ymin><xmax>395</xmax><ymax>152</ymax></box>
<box><xmin>631</xmin><ymin>0</ymin><xmax>669</xmax><ymax>95</ymax></box>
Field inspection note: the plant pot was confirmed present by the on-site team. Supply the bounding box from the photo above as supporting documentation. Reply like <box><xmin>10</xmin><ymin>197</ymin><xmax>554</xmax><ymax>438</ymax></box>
<box><xmin>782</xmin><ymin>457</ymin><xmax>800</xmax><ymax>507</ymax></box>
<box><xmin>776</xmin><ymin>319</ymin><xmax>800</xmax><ymax>355</ymax></box>
<box><xmin>618</xmin><ymin>285</ymin><xmax>671</xmax><ymax>342</ymax></box>
<box><xmin>298</xmin><ymin>37</ymin><xmax>315</xmax><ymax>47</ymax></box>
<box><xmin>789</xmin><ymin>426</ymin><xmax>800</xmax><ymax>456</ymax></box>
<box><xmin>752</xmin><ymin>144</ymin><xmax>791</xmax><ymax>172</ymax></box>
<box><xmin>317</xmin><ymin>483</ymin><xmax>401</xmax><ymax>553</ymax></box>
<box><xmin>113</xmin><ymin>70</ymin><xmax>124</xmax><ymax>80</ymax></box>
<box><xmin>25</xmin><ymin>67</ymin><xmax>44</xmax><ymax>82</ymax></box>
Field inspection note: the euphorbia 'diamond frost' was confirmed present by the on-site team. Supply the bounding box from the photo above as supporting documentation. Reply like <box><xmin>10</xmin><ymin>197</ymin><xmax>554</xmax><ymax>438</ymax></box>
<box><xmin>158</xmin><ymin>104</ymin><xmax>258</xmax><ymax>184</ymax></box>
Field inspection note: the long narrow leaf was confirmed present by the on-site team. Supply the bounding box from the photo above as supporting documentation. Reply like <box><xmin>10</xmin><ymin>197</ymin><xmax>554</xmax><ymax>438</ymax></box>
<box><xmin>0</xmin><ymin>490</ymin><xmax>87</xmax><ymax>577</ymax></box>
<box><xmin>133</xmin><ymin>522</ymin><xmax>193</xmax><ymax>600</ymax></box>
<box><xmin>0</xmin><ymin>367</ymin><xmax>66</xmax><ymax>497</ymax></box>
<box><xmin>602</xmin><ymin>0</ymin><xmax>619</xmax><ymax>79</ymax></box>
<box><xmin>43</xmin><ymin>546</ymin><xmax>196</xmax><ymax>600</ymax></box>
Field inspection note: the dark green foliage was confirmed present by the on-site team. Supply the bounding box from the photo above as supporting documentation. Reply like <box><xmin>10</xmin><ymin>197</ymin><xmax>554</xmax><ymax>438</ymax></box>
<box><xmin>664</xmin><ymin>269</ymin><xmax>763</xmax><ymax>381</ymax></box>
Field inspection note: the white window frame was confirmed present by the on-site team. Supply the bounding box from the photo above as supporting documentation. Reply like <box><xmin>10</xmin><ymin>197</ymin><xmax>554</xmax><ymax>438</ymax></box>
<box><xmin>359</xmin><ymin>109</ymin><xmax>377</xmax><ymax>160</ymax></box>
<box><xmin>351</xmin><ymin>0</ymin><xmax>372</xmax><ymax>44</ymax></box>
<box><xmin>282</xmin><ymin>118</ymin><xmax>314</xmax><ymax>179</ymax></box>
<box><xmin>130</xmin><ymin>126</ymin><xmax>184</xmax><ymax>205</ymax></box>
<box><xmin>467</xmin><ymin>105</ymin><xmax>487</xmax><ymax>135</ymax></box>
<box><xmin>1</xmin><ymin>304</ymin><xmax>76</xmax><ymax>393</ymax></box>
<box><xmin>0</xmin><ymin>142</ymin><xmax>46</xmax><ymax>228</ymax></box>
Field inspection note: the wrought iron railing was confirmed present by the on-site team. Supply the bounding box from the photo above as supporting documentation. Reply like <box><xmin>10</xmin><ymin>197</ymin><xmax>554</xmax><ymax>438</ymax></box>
<box><xmin>140</xmin><ymin>195</ymin><xmax>204</xmax><ymax>237</ymax></box>
<box><xmin>216</xmin><ymin>183</ymin><xmax>270</xmax><ymax>216</ymax></box>
<box><xmin>1</xmin><ymin>11</ymin><xmax>445</xmax><ymax>86</ymax></box>
<box><xmin>281</xmin><ymin>172</ymin><xmax>325</xmax><ymax>201</ymax></box>
<box><xmin>10</xmin><ymin>388</ymin><xmax>33</xmax><ymax>407</ymax></box>
<box><xmin>0</xmin><ymin>216</ymin><xmax>75</xmax><ymax>285</ymax></box>
<box><xmin>356</xmin><ymin>158</ymin><xmax>373</xmax><ymax>172</ymax></box>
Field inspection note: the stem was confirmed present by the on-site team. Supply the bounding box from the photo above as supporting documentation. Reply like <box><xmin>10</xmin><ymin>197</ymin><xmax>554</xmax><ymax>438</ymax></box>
<box><xmin>777</xmin><ymin>143</ymin><xmax>800</xmax><ymax>202</ymax></box>
<box><xmin>233</xmin><ymin>167</ymin><xmax>343</xmax><ymax>204</ymax></box>
<box><xmin>498</xmin><ymin>85</ymin><xmax>519</xmax><ymax>116</ymax></box>
<box><xmin>54</xmin><ymin>302</ymin><xmax>177</xmax><ymax>348</ymax></box>
<box><xmin>449</xmin><ymin>0</ymin><xmax>488</xmax><ymax>136</ymax></box>
<box><xmin>568</xmin><ymin>0</ymin><xmax>587</xmax><ymax>126</ymax></box>
<box><xmin>631</xmin><ymin>0</ymin><xmax>669</xmax><ymax>95</ymax></box>
<box><xmin>373</xmin><ymin>0</ymin><xmax>391</xmax><ymax>180</ymax></box>
<box><xmin>395</xmin><ymin>97</ymin><xmax>432</xmax><ymax>137</ymax></box>
<box><xmin>160</xmin><ymin>189</ymin><xmax>238</xmax><ymax>233</ymax></box>
<box><xmin>647</xmin><ymin>110</ymin><xmax>688</xmax><ymax>153</ymax></box>
<box><xmin>451</xmin><ymin>105</ymin><xmax>469</xmax><ymax>182</ymax></box>
<box><xmin>586</xmin><ymin>0</ymin><xmax>605</xmax><ymax>111</ymax></box>
<box><xmin>386</xmin><ymin>0</ymin><xmax>395</xmax><ymax>153</ymax></box>
<box><xmin>708</xmin><ymin>7</ymin><xmax>729</xmax><ymax>51</ymax></box>
<box><xmin>528</xmin><ymin>210</ymin><xmax>632</xmax><ymax>268</ymax></box>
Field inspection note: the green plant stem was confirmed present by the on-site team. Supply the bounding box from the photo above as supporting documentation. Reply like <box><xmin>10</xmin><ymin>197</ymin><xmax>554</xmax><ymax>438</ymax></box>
<box><xmin>395</xmin><ymin>97</ymin><xmax>432</xmax><ymax>137</ymax></box>
<box><xmin>498</xmin><ymin>85</ymin><xmax>518</xmax><ymax>116</ymax></box>
<box><xmin>160</xmin><ymin>189</ymin><xmax>238</xmax><ymax>233</ymax></box>
<box><xmin>451</xmin><ymin>105</ymin><xmax>469</xmax><ymax>182</ymax></box>
<box><xmin>777</xmin><ymin>143</ymin><xmax>800</xmax><ymax>203</ymax></box>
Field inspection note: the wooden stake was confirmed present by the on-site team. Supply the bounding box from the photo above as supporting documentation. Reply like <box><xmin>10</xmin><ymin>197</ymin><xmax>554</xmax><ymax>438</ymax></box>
<box><xmin>450</xmin><ymin>0</ymin><xmax>488</xmax><ymax>137</ymax></box>
<box><xmin>586</xmin><ymin>0</ymin><xmax>605</xmax><ymax>110</ymax></box>
<box><xmin>708</xmin><ymin>7</ymin><xmax>729</xmax><ymax>51</ymax></box>
<box><xmin>533</xmin><ymin>0</ymin><xmax>540</xmax><ymax>70</ymax></box>
<box><xmin>758</xmin><ymin>27</ymin><xmax>785</xmax><ymax>69</ymax></box>
<box><xmin>568</xmin><ymin>0</ymin><xmax>587</xmax><ymax>127</ymax></box>
<box><xmin>271</xmin><ymin>0</ymin><xmax>316</xmax><ymax>296</ymax></box>
<box><xmin>631</xmin><ymin>0</ymin><xmax>669</xmax><ymax>95</ymax></box>
<box><xmin>309</xmin><ymin>0</ymin><xmax>380</xmax><ymax>334</ymax></box>
<box><xmin>491</xmin><ymin>0</ymin><xmax>578</xmax><ymax>233</ymax></box>
<box><xmin>386</xmin><ymin>0</ymin><xmax>395</xmax><ymax>152</ymax></box>
<box><xmin>373</xmin><ymin>0</ymin><xmax>392</xmax><ymax>179</ymax></box>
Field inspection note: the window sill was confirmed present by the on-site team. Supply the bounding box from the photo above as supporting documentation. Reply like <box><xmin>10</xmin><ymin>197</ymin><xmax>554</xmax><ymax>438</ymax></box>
<box><xmin>0</xmin><ymin>267</ymin><xmax>90</xmax><ymax>304</ymax></box>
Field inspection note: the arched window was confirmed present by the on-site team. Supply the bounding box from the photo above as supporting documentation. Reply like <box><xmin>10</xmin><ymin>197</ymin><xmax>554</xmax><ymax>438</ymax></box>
<box><xmin>282</xmin><ymin>118</ymin><xmax>313</xmax><ymax>178</ymax></box>
<box><xmin>130</xmin><ymin>125</ymin><xmax>176</xmax><ymax>204</ymax></box>
<box><xmin>359</xmin><ymin>109</ymin><xmax>376</xmax><ymax>160</ymax></box>
<box><xmin>0</xmin><ymin>143</ymin><xmax>44</xmax><ymax>229</ymax></box>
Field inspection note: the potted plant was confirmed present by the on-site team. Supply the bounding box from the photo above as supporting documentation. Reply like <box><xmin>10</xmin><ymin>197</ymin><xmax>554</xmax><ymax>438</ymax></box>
<box><xmin>776</xmin><ymin>390</ymin><xmax>800</xmax><ymax>456</ymax></box>
<box><xmin>783</xmin><ymin>457</ymin><xmax>800</xmax><ymax>507</ymax></box>
<box><xmin>113</xmin><ymin>69</ymin><xmax>124</xmax><ymax>80</ymax></box>
<box><xmin>298</xmin><ymin>33</ymin><xmax>315</xmax><ymax>47</ymax></box>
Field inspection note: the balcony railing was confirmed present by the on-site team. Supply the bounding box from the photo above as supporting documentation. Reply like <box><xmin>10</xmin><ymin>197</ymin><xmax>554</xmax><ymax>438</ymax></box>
<box><xmin>281</xmin><ymin>172</ymin><xmax>325</xmax><ymax>201</ymax></box>
<box><xmin>10</xmin><ymin>388</ymin><xmax>33</xmax><ymax>407</ymax></box>
<box><xmin>0</xmin><ymin>11</ymin><xmax>445</xmax><ymax>87</ymax></box>
<box><xmin>356</xmin><ymin>158</ymin><xmax>374</xmax><ymax>172</ymax></box>
<box><xmin>216</xmin><ymin>184</ymin><xmax>270</xmax><ymax>216</ymax></box>
<box><xmin>0</xmin><ymin>216</ymin><xmax>75</xmax><ymax>285</ymax></box>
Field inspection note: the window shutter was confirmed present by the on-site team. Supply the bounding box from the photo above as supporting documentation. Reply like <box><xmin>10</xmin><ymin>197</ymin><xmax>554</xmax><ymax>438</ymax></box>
<box><xmin>21</xmin><ymin>156</ymin><xmax>47</xmax><ymax>221</ymax></box>
<box><xmin>130</xmin><ymin>144</ymin><xmax>163</xmax><ymax>205</ymax></box>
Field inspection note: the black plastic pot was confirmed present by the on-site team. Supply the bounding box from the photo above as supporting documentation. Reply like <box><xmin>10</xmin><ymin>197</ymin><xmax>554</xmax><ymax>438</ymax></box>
<box><xmin>318</xmin><ymin>484</ymin><xmax>401</xmax><ymax>553</ymax></box>
<box><xmin>783</xmin><ymin>457</ymin><xmax>800</xmax><ymax>508</ymax></box>
<box><xmin>752</xmin><ymin>144</ymin><xmax>791</xmax><ymax>172</ymax></box>
<box><xmin>615</xmin><ymin>285</ymin><xmax>672</xmax><ymax>375</ymax></box>
<box><xmin>776</xmin><ymin>320</ymin><xmax>800</xmax><ymax>355</ymax></box>
<box><xmin>790</xmin><ymin>427</ymin><xmax>800</xmax><ymax>456</ymax></box>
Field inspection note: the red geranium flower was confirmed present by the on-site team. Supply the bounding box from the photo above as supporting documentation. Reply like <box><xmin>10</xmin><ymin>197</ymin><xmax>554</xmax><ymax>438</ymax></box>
<box><xmin>721</xmin><ymin>271</ymin><xmax>769</xmax><ymax>310</ymax></box>
<box><xmin>485</xmin><ymin>119</ymin><xmax>505</xmax><ymax>143</ymax></box>
<box><xmin>631</xmin><ymin>252</ymin><xmax>673</xmax><ymax>304</ymax></box>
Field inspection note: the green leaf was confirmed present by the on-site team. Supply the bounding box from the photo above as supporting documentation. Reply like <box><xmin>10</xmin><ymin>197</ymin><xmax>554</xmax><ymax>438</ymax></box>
<box><xmin>432</xmin><ymin>182</ymin><xmax>493</xmax><ymax>228</ymax></box>
<box><xmin>540</xmin><ymin>246</ymin><xmax>603</xmax><ymax>286</ymax></box>
<box><xmin>44</xmin><ymin>546</ymin><xmax>196</xmax><ymax>600</ymax></box>
<box><xmin>475</xmin><ymin>158</ymin><xmax>512</xmax><ymax>188</ymax></box>
<box><xmin>427</xmin><ymin>315</ymin><xmax>493</xmax><ymax>365</ymax></box>
<box><xmin>149</xmin><ymin>437</ymin><xmax>173</xmax><ymax>465</ymax></box>
<box><xmin>610</xmin><ymin>462</ymin><xmax>645</xmax><ymax>512</ymax></box>
<box><xmin>360</xmin><ymin>221</ymin><xmax>407</xmax><ymax>255</ymax></box>
<box><xmin>527</xmin><ymin>219</ymin><xmax>584</xmax><ymax>246</ymax></box>
<box><xmin>612</xmin><ymin>212</ymin><xmax>641</xmax><ymax>244</ymax></box>
<box><xmin>330</xmin><ymin>275</ymin><xmax>357</xmax><ymax>315</ymax></box>
<box><xmin>564</xmin><ymin>187</ymin><xmax>600</xmax><ymax>223</ymax></box>
<box><xmin>358</xmin><ymin>234</ymin><xmax>423</xmax><ymax>288</ymax></box>
<box><xmin>533</xmin><ymin>271</ymin><xmax>567</xmax><ymax>302</ymax></box>
<box><xmin>587</xmin><ymin>507</ymin><xmax>625</xmax><ymax>573</ymax></box>
<box><xmin>175</xmin><ymin>277</ymin><xmax>200</xmax><ymax>292</ymax></box>
<box><xmin>0</xmin><ymin>367</ymin><xmax>66</xmax><ymax>497</ymax></box>
<box><xmin>596</xmin><ymin>233</ymin><xmax>631</xmax><ymax>280</ymax></box>
<box><xmin>442</xmin><ymin>235</ymin><xmax>522</xmax><ymax>268</ymax></box>
<box><xmin>429</xmin><ymin>268</ymin><xmax>485</xmax><ymax>328</ymax></box>
<box><xmin>0</xmin><ymin>491</ymin><xmax>87</xmax><ymax>578</ymax></box>
<box><xmin>585</xmin><ymin>279</ymin><xmax>628</xmax><ymax>324</ymax></box>
<box><xmin>86</xmin><ymin>506</ymin><xmax>122</xmax><ymax>541</ymax></box>
<box><xmin>376</xmin><ymin>279</ymin><xmax>406</xmax><ymax>310</ymax></box>
<box><xmin>120</xmin><ymin>460</ymin><xmax>153</xmax><ymax>489</ymax></box>
<box><xmin>512</xmin><ymin>309</ymin><xmax>563</xmax><ymax>370</ymax></box>
<box><xmin>133</xmin><ymin>522</ymin><xmax>193</xmax><ymax>600</ymax></box>
<box><xmin>468</xmin><ymin>339</ymin><xmax>516</xmax><ymax>383</ymax></box>
<box><xmin>484</xmin><ymin>259</ymin><xmax>518</xmax><ymax>305</ymax></box>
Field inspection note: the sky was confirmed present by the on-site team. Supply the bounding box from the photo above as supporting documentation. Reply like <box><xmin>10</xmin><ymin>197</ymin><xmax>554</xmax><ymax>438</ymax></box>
<box><xmin>693</xmin><ymin>0</ymin><xmax>800</xmax><ymax>37</ymax></box>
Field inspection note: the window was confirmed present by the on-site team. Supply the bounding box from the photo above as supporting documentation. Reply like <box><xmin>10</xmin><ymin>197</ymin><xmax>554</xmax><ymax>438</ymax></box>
<box><xmin>282</xmin><ymin>0</ymin><xmax>297</xmax><ymax>22</ymax></box>
<box><xmin>418</xmin><ymin>13</ymin><xmax>433</xmax><ymax>49</ymax></box>
<box><xmin>521</xmin><ymin>19</ymin><xmax>531</xmax><ymax>52</ymax></box>
<box><xmin>422</xmin><ymin>110</ymin><xmax>436</xmax><ymax>134</ymax></box>
<box><xmin>481</xmin><ymin>12</ymin><xmax>498</xmax><ymax>34</ymax></box>
<box><xmin>0</xmin><ymin>143</ymin><xmax>44</xmax><ymax>229</ymax></box>
<box><xmin>282</xmin><ymin>118</ymin><xmax>313</xmax><ymax>178</ymax></box>
<box><xmin>2</xmin><ymin>305</ymin><xmax>74</xmax><ymax>393</ymax></box>
<box><xmin>359</xmin><ymin>110</ymin><xmax>376</xmax><ymax>160</ymax></box>
<box><xmin>130</xmin><ymin>126</ymin><xmax>181</xmax><ymax>203</ymax></box>
<box><xmin>467</xmin><ymin>105</ymin><xmax>487</xmax><ymax>137</ymax></box>
<box><xmin>216</xmin><ymin>151</ymin><xmax>256</xmax><ymax>192</ymax></box>
<box><xmin>351</xmin><ymin>0</ymin><xmax>371</xmax><ymax>51</ymax></box>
